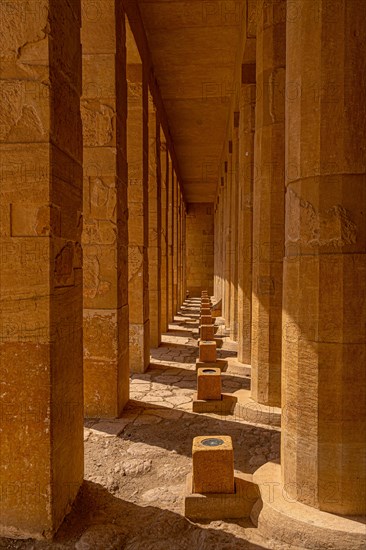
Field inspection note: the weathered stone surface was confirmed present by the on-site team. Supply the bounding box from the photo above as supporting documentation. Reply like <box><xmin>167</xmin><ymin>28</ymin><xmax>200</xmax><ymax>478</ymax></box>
<box><xmin>192</xmin><ymin>435</ymin><xmax>234</xmax><ymax>494</ymax></box>
<box><xmin>148</xmin><ymin>98</ymin><xmax>162</xmax><ymax>348</ymax></box>
<box><xmin>127</xmin><ymin>48</ymin><xmax>150</xmax><ymax>373</ymax></box>
<box><xmin>0</xmin><ymin>0</ymin><xmax>83</xmax><ymax>539</ymax></box>
<box><xmin>251</xmin><ymin>0</ymin><xmax>286</xmax><ymax>408</ymax></box>
<box><xmin>281</xmin><ymin>0</ymin><xmax>366</xmax><ymax>515</ymax></box>
<box><xmin>197</xmin><ymin>367</ymin><xmax>222</xmax><ymax>400</ymax></box>
<box><xmin>198</xmin><ymin>340</ymin><xmax>217</xmax><ymax>363</ymax></box>
<box><xmin>82</xmin><ymin>0</ymin><xmax>129</xmax><ymax>417</ymax></box>
<box><xmin>186</xmin><ymin>204</ymin><xmax>214</xmax><ymax>297</ymax></box>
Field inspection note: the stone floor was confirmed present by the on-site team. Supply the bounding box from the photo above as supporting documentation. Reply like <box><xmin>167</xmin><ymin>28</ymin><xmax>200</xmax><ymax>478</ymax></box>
<box><xmin>1</xmin><ymin>299</ymin><xmax>301</xmax><ymax>550</ymax></box>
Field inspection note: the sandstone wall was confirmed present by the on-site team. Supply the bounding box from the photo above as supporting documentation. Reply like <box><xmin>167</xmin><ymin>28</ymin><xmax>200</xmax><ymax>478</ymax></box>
<box><xmin>186</xmin><ymin>203</ymin><xmax>214</xmax><ymax>297</ymax></box>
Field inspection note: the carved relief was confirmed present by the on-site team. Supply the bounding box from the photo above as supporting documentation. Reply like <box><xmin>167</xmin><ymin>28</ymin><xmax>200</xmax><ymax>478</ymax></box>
<box><xmin>83</xmin><ymin>220</ymin><xmax>116</xmax><ymax>246</ymax></box>
<box><xmin>83</xmin><ymin>253</ymin><xmax>111</xmax><ymax>299</ymax></box>
<box><xmin>127</xmin><ymin>81</ymin><xmax>143</xmax><ymax>98</ymax></box>
<box><xmin>287</xmin><ymin>189</ymin><xmax>357</xmax><ymax>248</ymax></box>
<box><xmin>53</xmin><ymin>241</ymin><xmax>82</xmax><ymax>287</ymax></box>
<box><xmin>0</xmin><ymin>1</ymin><xmax>49</xmax><ymax>71</ymax></box>
<box><xmin>10</xmin><ymin>203</ymin><xmax>60</xmax><ymax>237</ymax></box>
<box><xmin>0</xmin><ymin>81</ymin><xmax>45</xmax><ymax>141</ymax></box>
<box><xmin>128</xmin><ymin>246</ymin><xmax>143</xmax><ymax>281</ymax></box>
<box><xmin>258</xmin><ymin>276</ymin><xmax>275</xmax><ymax>295</ymax></box>
<box><xmin>81</xmin><ymin>101</ymin><xmax>115</xmax><ymax>147</ymax></box>
<box><xmin>89</xmin><ymin>177</ymin><xmax>116</xmax><ymax>219</ymax></box>
<box><xmin>54</xmin><ymin>242</ymin><xmax>74</xmax><ymax>286</ymax></box>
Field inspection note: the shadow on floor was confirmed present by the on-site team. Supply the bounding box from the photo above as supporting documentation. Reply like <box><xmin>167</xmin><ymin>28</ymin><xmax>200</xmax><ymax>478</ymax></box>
<box><xmin>117</xmin><ymin>401</ymin><xmax>277</xmax><ymax>473</ymax></box>
<box><xmin>137</xmin><ymin>363</ymin><xmax>251</xmax><ymax>391</ymax></box>
<box><xmin>47</xmin><ymin>481</ymin><xmax>269</xmax><ymax>549</ymax></box>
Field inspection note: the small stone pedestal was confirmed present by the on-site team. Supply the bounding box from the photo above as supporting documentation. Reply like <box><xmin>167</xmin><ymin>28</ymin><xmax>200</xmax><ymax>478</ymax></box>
<box><xmin>199</xmin><ymin>340</ymin><xmax>217</xmax><ymax>363</ymax></box>
<box><xmin>193</xmin><ymin>368</ymin><xmax>236</xmax><ymax>413</ymax></box>
<box><xmin>192</xmin><ymin>436</ymin><xmax>234</xmax><ymax>493</ymax></box>
<box><xmin>200</xmin><ymin>315</ymin><xmax>214</xmax><ymax>325</ymax></box>
<box><xmin>200</xmin><ymin>324</ymin><xmax>215</xmax><ymax>341</ymax></box>
<box><xmin>184</xmin><ymin>436</ymin><xmax>259</xmax><ymax>520</ymax></box>
<box><xmin>197</xmin><ymin>367</ymin><xmax>221</xmax><ymax>400</ymax></box>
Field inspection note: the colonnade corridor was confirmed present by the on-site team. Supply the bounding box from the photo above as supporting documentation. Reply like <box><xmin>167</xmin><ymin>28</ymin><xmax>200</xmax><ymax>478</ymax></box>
<box><xmin>0</xmin><ymin>0</ymin><xmax>365</xmax><ymax>549</ymax></box>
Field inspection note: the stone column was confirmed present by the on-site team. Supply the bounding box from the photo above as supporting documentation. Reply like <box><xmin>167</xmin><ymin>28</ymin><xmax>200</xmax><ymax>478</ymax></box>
<box><xmin>148</xmin><ymin>95</ymin><xmax>161</xmax><ymax>347</ymax></box>
<box><xmin>167</xmin><ymin>153</ymin><xmax>174</xmax><ymax>322</ymax></box>
<box><xmin>182</xmin><ymin>203</ymin><xmax>187</xmax><ymax>301</ymax></box>
<box><xmin>0</xmin><ymin>0</ymin><xmax>83</xmax><ymax>538</ymax></box>
<box><xmin>216</xmin><ymin>184</ymin><xmax>224</xmax><ymax>301</ymax></box>
<box><xmin>230</xmin><ymin>129</ymin><xmax>240</xmax><ymax>341</ymax></box>
<box><xmin>251</xmin><ymin>0</ymin><xmax>285</xmax><ymax>407</ymax></box>
<box><xmin>178</xmin><ymin>189</ymin><xmax>183</xmax><ymax>307</ymax></box>
<box><xmin>160</xmin><ymin>134</ymin><xmax>168</xmax><ymax>333</ymax></box>
<box><xmin>282</xmin><ymin>0</ymin><xmax>366</xmax><ymax>514</ymax></box>
<box><xmin>178</xmin><ymin>194</ymin><xmax>182</xmax><ymax>304</ymax></box>
<box><xmin>173</xmin><ymin>172</ymin><xmax>179</xmax><ymax>314</ymax></box>
<box><xmin>82</xmin><ymin>0</ymin><xmax>129</xmax><ymax>417</ymax></box>
<box><xmin>238</xmin><ymin>72</ymin><xmax>256</xmax><ymax>364</ymax></box>
<box><xmin>224</xmin><ymin>155</ymin><xmax>233</xmax><ymax>323</ymax></box>
<box><xmin>127</xmin><ymin>64</ymin><xmax>150</xmax><ymax>373</ymax></box>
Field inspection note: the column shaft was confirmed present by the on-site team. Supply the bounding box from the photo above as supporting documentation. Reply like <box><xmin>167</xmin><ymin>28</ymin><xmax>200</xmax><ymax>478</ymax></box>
<box><xmin>223</xmin><ymin>163</ymin><xmax>232</xmax><ymax>320</ymax></box>
<box><xmin>230</xmin><ymin>131</ymin><xmax>240</xmax><ymax>340</ymax></box>
<box><xmin>167</xmin><ymin>154</ymin><xmax>174</xmax><ymax>321</ymax></box>
<box><xmin>127</xmin><ymin>65</ymin><xmax>150</xmax><ymax>372</ymax></box>
<box><xmin>160</xmin><ymin>137</ymin><xmax>168</xmax><ymax>332</ymax></box>
<box><xmin>173</xmin><ymin>173</ymin><xmax>179</xmax><ymax>313</ymax></box>
<box><xmin>0</xmin><ymin>0</ymin><xmax>83</xmax><ymax>537</ymax></box>
<box><xmin>251</xmin><ymin>0</ymin><xmax>285</xmax><ymax>406</ymax></box>
<box><xmin>148</xmin><ymin>98</ymin><xmax>161</xmax><ymax>347</ymax></box>
<box><xmin>82</xmin><ymin>0</ymin><xmax>129</xmax><ymax>416</ymax></box>
<box><xmin>238</xmin><ymin>81</ymin><xmax>256</xmax><ymax>364</ymax></box>
<box><xmin>282</xmin><ymin>0</ymin><xmax>366</xmax><ymax>514</ymax></box>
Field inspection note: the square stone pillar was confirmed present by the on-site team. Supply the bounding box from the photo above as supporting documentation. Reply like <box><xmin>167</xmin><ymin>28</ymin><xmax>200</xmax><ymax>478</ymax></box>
<box><xmin>251</xmin><ymin>0</ymin><xmax>285</xmax><ymax>407</ymax></box>
<box><xmin>282</xmin><ymin>0</ymin><xmax>366</xmax><ymax>515</ymax></box>
<box><xmin>167</xmin><ymin>153</ymin><xmax>174</xmax><ymax>322</ymax></box>
<box><xmin>148</xmin><ymin>95</ymin><xmax>161</xmax><ymax>348</ymax></box>
<box><xmin>223</xmin><ymin>159</ymin><xmax>232</xmax><ymax>326</ymax></box>
<box><xmin>177</xmin><ymin>191</ymin><xmax>182</xmax><ymax>308</ymax></box>
<box><xmin>127</xmin><ymin>62</ymin><xmax>150</xmax><ymax>373</ymax></box>
<box><xmin>160</xmin><ymin>134</ymin><xmax>168</xmax><ymax>333</ymax></box>
<box><xmin>238</xmin><ymin>75</ymin><xmax>256</xmax><ymax>365</ymax></box>
<box><xmin>182</xmin><ymin>204</ymin><xmax>187</xmax><ymax>301</ymax></box>
<box><xmin>0</xmin><ymin>0</ymin><xmax>83</xmax><ymax>538</ymax></box>
<box><xmin>173</xmin><ymin>171</ymin><xmax>179</xmax><ymax>314</ymax></box>
<box><xmin>82</xmin><ymin>0</ymin><xmax>129</xmax><ymax>417</ymax></box>
<box><xmin>229</xmin><ymin>129</ymin><xmax>240</xmax><ymax>341</ymax></box>
<box><xmin>214</xmin><ymin>188</ymin><xmax>224</xmax><ymax>301</ymax></box>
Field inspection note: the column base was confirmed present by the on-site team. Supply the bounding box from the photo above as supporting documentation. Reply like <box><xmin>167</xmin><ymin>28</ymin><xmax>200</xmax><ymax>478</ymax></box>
<box><xmin>184</xmin><ymin>473</ymin><xmax>258</xmax><ymax>520</ymax></box>
<box><xmin>233</xmin><ymin>389</ymin><xmax>281</xmax><ymax>427</ymax></box>
<box><xmin>192</xmin><ymin>392</ymin><xmax>237</xmax><ymax>414</ymax></box>
<box><xmin>251</xmin><ymin>462</ymin><xmax>366</xmax><ymax>550</ymax></box>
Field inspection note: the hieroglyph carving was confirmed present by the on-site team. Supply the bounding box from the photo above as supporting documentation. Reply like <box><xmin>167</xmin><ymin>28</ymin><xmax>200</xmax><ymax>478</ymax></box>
<box><xmin>287</xmin><ymin>188</ymin><xmax>357</xmax><ymax>248</ymax></box>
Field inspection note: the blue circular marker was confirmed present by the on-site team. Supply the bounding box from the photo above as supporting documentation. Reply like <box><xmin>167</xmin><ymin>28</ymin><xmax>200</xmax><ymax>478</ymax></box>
<box><xmin>201</xmin><ymin>437</ymin><xmax>224</xmax><ymax>447</ymax></box>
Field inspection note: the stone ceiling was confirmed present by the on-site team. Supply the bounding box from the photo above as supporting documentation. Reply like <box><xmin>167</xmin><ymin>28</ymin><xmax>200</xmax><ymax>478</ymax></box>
<box><xmin>137</xmin><ymin>0</ymin><xmax>246</xmax><ymax>203</ymax></box>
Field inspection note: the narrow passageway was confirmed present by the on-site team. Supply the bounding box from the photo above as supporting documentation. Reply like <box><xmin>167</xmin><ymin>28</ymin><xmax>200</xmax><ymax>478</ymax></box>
<box><xmin>0</xmin><ymin>299</ymin><xmax>294</xmax><ymax>550</ymax></box>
